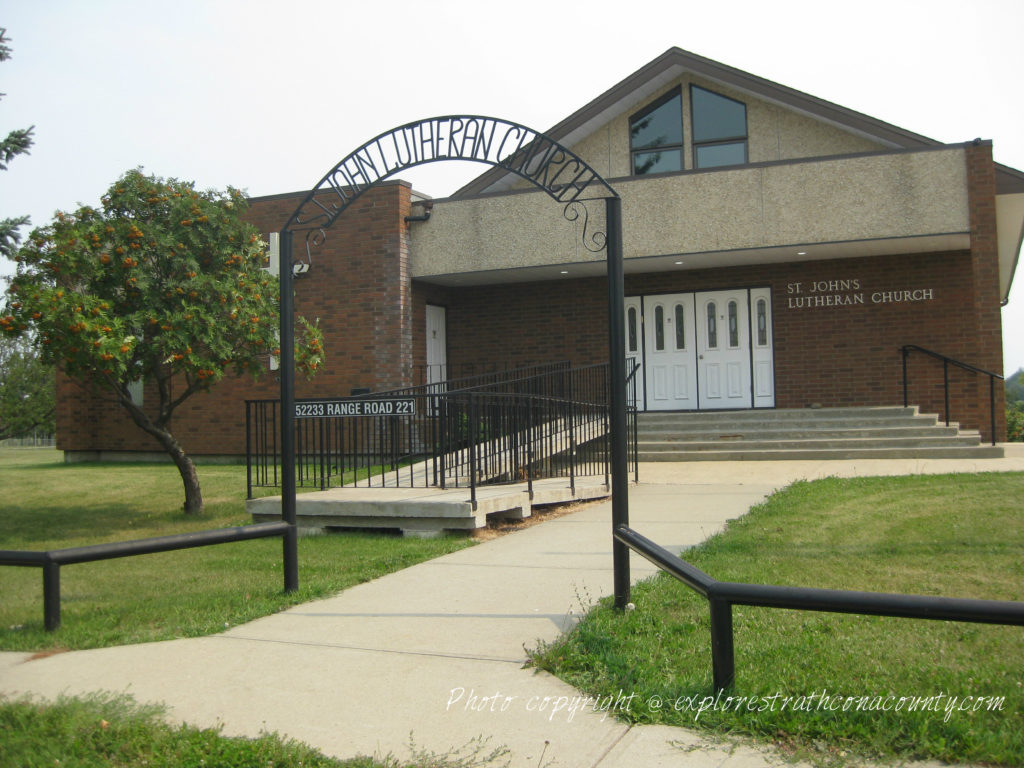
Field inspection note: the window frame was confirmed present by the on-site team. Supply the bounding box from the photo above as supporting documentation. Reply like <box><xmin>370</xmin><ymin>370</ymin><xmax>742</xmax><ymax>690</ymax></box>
<box><xmin>628</xmin><ymin>87</ymin><xmax>684</xmax><ymax>176</ymax></box>
<box><xmin>690</xmin><ymin>84</ymin><xmax>748</xmax><ymax>169</ymax></box>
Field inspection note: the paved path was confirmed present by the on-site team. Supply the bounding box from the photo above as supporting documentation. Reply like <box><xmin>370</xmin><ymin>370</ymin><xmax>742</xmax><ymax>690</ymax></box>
<box><xmin>3</xmin><ymin>450</ymin><xmax>1022</xmax><ymax>767</ymax></box>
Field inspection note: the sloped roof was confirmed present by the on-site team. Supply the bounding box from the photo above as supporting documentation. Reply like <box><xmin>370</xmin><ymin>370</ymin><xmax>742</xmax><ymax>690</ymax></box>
<box><xmin>455</xmin><ymin>46</ymin><xmax>1024</xmax><ymax>198</ymax></box>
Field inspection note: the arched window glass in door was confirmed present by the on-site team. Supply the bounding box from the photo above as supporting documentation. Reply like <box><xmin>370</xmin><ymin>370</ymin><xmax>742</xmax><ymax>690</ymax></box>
<box><xmin>728</xmin><ymin>301</ymin><xmax>739</xmax><ymax>347</ymax></box>
<box><xmin>654</xmin><ymin>305</ymin><xmax>665</xmax><ymax>351</ymax></box>
<box><xmin>674</xmin><ymin>303</ymin><xmax>686</xmax><ymax>350</ymax></box>
<box><xmin>706</xmin><ymin>302</ymin><xmax>718</xmax><ymax>348</ymax></box>
<box><xmin>627</xmin><ymin>307</ymin><xmax>638</xmax><ymax>352</ymax></box>
<box><xmin>756</xmin><ymin>299</ymin><xmax>768</xmax><ymax>346</ymax></box>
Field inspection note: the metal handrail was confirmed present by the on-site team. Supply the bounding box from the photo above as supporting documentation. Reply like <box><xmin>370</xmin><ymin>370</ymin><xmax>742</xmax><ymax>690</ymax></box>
<box><xmin>901</xmin><ymin>345</ymin><xmax>1004</xmax><ymax>445</ymax></box>
<box><xmin>246</xmin><ymin>361</ymin><xmax>636</xmax><ymax>499</ymax></box>
<box><xmin>379</xmin><ymin>360</ymin><xmax>571</xmax><ymax>398</ymax></box>
<box><xmin>0</xmin><ymin>522</ymin><xmax>292</xmax><ymax>631</ymax></box>
<box><xmin>614</xmin><ymin>525</ymin><xmax>1024</xmax><ymax>692</ymax></box>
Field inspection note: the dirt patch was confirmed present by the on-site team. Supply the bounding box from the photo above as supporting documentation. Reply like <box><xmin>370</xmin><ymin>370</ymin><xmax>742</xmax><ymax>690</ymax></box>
<box><xmin>26</xmin><ymin>648</ymin><xmax>71</xmax><ymax>662</ymax></box>
<box><xmin>471</xmin><ymin>498</ymin><xmax>604</xmax><ymax>541</ymax></box>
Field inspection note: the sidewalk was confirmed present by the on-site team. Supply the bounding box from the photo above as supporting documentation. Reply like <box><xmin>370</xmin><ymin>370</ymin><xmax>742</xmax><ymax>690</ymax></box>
<box><xmin>3</xmin><ymin>452</ymin><xmax>1022</xmax><ymax>767</ymax></box>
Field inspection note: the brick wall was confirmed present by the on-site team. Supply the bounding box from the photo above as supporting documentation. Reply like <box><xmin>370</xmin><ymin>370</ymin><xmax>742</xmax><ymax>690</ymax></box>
<box><xmin>56</xmin><ymin>182</ymin><xmax>414</xmax><ymax>456</ymax></box>
<box><xmin>430</xmin><ymin>247</ymin><xmax>1004</xmax><ymax>440</ymax></box>
<box><xmin>55</xmin><ymin>148</ymin><xmax>1009</xmax><ymax>456</ymax></box>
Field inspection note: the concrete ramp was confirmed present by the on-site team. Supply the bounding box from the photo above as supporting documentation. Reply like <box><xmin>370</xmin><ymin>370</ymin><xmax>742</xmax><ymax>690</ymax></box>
<box><xmin>247</xmin><ymin>476</ymin><xmax>610</xmax><ymax>537</ymax></box>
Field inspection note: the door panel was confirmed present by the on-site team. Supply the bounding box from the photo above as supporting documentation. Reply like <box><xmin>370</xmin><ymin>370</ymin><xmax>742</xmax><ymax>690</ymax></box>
<box><xmin>425</xmin><ymin>304</ymin><xmax>447</xmax><ymax>388</ymax></box>
<box><xmin>750</xmin><ymin>287</ymin><xmax>776</xmax><ymax>407</ymax></box>
<box><xmin>624</xmin><ymin>297</ymin><xmax>645</xmax><ymax>410</ymax></box>
<box><xmin>630</xmin><ymin>288</ymin><xmax>774</xmax><ymax>411</ymax></box>
<box><xmin>643</xmin><ymin>293</ymin><xmax>697</xmax><ymax>410</ymax></box>
<box><xmin>696</xmin><ymin>290</ymin><xmax>751</xmax><ymax>409</ymax></box>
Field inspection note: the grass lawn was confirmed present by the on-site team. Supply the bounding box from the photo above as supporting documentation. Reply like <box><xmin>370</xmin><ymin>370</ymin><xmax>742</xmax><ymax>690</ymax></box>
<box><xmin>0</xmin><ymin>448</ymin><xmax>474</xmax><ymax>651</ymax></box>
<box><xmin>530</xmin><ymin>473</ymin><xmax>1024</xmax><ymax>767</ymax></box>
<box><xmin>0</xmin><ymin>692</ymin><xmax>508</xmax><ymax>768</ymax></box>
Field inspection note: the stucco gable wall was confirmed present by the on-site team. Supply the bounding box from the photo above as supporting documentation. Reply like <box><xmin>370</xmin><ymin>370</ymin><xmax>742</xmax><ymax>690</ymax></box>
<box><xmin>516</xmin><ymin>75</ymin><xmax>888</xmax><ymax>186</ymax></box>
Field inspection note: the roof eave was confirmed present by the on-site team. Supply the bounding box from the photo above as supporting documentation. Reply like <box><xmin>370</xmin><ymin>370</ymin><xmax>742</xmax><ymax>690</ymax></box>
<box><xmin>454</xmin><ymin>46</ymin><xmax>946</xmax><ymax>198</ymax></box>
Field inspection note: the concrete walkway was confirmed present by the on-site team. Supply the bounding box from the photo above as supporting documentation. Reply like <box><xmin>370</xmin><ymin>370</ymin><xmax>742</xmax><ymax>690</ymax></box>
<box><xmin>3</xmin><ymin>449</ymin><xmax>1022</xmax><ymax>767</ymax></box>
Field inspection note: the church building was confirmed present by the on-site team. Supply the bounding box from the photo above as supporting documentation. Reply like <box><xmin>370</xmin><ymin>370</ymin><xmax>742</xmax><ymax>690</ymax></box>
<box><xmin>56</xmin><ymin>48</ymin><xmax>1023</xmax><ymax>458</ymax></box>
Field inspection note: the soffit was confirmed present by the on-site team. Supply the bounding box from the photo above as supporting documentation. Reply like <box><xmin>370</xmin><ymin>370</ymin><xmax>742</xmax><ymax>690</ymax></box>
<box><xmin>415</xmin><ymin>233</ymin><xmax>970</xmax><ymax>288</ymax></box>
<box><xmin>997</xmin><ymin>193</ymin><xmax>1024</xmax><ymax>301</ymax></box>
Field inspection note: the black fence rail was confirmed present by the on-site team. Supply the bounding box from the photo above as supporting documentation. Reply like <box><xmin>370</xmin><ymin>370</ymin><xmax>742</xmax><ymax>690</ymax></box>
<box><xmin>901</xmin><ymin>345</ymin><xmax>1004</xmax><ymax>445</ymax></box>
<box><xmin>0</xmin><ymin>522</ymin><xmax>292</xmax><ymax>631</ymax></box>
<box><xmin>415</xmin><ymin>361</ymin><xmax>557</xmax><ymax>388</ymax></box>
<box><xmin>246</xmin><ymin>361</ymin><xmax>639</xmax><ymax>503</ymax></box>
<box><xmin>614</xmin><ymin>525</ymin><xmax>1024</xmax><ymax>693</ymax></box>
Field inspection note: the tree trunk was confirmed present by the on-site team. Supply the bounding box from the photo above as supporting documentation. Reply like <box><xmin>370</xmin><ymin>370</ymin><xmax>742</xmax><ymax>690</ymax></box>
<box><xmin>165</xmin><ymin>436</ymin><xmax>204</xmax><ymax>515</ymax></box>
<box><xmin>119</xmin><ymin>397</ymin><xmax>204</xmax><ymax>514</ymax></box>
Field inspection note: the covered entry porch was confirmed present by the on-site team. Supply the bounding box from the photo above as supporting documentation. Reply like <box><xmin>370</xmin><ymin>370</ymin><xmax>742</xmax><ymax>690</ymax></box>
<box><xmin>626</xmin><ymin>287</ymin><xmax>774</xmax><ymax>411</ymax></box>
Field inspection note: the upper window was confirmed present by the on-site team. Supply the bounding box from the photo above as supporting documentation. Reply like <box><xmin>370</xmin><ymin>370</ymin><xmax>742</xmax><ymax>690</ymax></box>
<box><xmin>690</xmin><ymin>85</ymin><xmax>747</xmax><ymax>169</ymax></box>
<box><xmin>629</xmin><ymin>88</ymin><xmax>683</xmax><ymax>175</ymax></box>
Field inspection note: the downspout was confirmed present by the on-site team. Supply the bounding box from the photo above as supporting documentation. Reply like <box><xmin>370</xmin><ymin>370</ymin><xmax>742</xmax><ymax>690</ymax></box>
<box><xmin>404</xmin><ymin>202</ymin><xmax>433</xmax><ymax>224</ymax></box>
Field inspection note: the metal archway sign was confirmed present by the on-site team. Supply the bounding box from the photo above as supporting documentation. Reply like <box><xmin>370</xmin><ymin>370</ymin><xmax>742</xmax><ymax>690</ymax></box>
<box><xmin>277</xmin><ymin>116</ymin><xmax>631</xmax><ymax>608</ymax></box>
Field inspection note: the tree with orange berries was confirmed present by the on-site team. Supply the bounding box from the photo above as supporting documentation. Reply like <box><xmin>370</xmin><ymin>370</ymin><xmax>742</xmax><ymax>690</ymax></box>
<box><xmin>1</xmin><ymin>169</ymin><xmax>323</xmax><ymax>514</ymax></box>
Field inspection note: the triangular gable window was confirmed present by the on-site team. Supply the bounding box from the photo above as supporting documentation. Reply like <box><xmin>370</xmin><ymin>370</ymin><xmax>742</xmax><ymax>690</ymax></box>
<box><xmin>691</xmin><ymin>85</ymin><xmax>747</xmax><ymax>168</ymax></box>
<box><xmin>629</xmin><ymin>88</ymin><xmax>683</xmax><ymax>175</ymax></box>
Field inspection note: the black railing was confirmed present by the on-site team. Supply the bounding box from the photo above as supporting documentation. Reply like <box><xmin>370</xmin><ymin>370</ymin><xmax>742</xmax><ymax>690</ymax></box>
<box><xmin>247</xmin><ymin>361</ymin><xmax>640</xmax><ymax>502</ymax></box>
<box><xmin>614</xmin><ymin>525</ymin><xmax>1024</xmax><ymax>693</ymax></box>
<box><xmin>415</xmin><ymin>361</ymin><xmax>541</xmax><ymax>387</ymax></box>
<box><xmin>901</xmin><ymin>345</ymin><xmax>1004</xmax><ymax>445</ymax></box>
<box><xmin>0</xmin><ymin>522</ymin><xmax>292</xmax><ymax>631</ymax></box>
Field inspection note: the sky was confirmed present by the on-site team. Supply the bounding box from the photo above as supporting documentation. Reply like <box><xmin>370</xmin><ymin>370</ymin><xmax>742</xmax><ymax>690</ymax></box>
<box><xmin>2</xmin><ymin>0</ymin><xmax>1024</xmax><ymax>375</ymax></box>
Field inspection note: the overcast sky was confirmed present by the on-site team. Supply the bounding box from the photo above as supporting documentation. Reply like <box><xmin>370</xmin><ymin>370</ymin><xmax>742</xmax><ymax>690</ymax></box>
<box><xmin>3</xmin><ymin>0</ymin><xmax>1023</xmax><ymax>375</ymax></box>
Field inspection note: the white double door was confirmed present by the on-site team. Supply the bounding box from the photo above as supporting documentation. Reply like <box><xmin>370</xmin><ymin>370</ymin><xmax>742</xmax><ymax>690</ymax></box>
<box><xmin>626</xmin><ymin>288</ymin><xmax>774</xmax><ymax>411</ymax></box>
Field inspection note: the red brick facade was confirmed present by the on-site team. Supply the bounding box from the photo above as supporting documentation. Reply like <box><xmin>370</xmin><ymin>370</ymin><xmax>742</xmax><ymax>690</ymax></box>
<box><xmin>56</xmin><ymin>146</ymin><xmax>1009</xmax><ymax>457</ymax></box>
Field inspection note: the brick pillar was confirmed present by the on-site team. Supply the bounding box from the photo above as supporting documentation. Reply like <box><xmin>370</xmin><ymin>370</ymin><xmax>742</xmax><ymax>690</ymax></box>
<box><xmin>965</xmin><ymin>141</ymin><xmax>1006</xmax><ymax>442</ymax></box>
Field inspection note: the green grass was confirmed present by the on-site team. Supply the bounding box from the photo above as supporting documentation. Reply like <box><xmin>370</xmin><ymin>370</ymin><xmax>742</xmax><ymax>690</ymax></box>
<box><xmin>0</xmin><ymin>692</ymin><xmax>509</xmax><ymax>768</ymax></box>
<box><xmin>0</xmin><ymin>448</ymin><xmax>473</xmax><ymax>651</ymax></box>
<box><xmin>530</xmin><ymin>473</ymin><xmax>1024</xmax><ymax>766</ymax></box>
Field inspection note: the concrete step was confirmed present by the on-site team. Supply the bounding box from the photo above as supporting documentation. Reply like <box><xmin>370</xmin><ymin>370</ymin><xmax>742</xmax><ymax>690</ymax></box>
<box><xmin>636</xmin><ymin>405</ymin><xmax>921</xmax><ymax>422</ymax></box>
<box><xmin>638</xmin><ymin>426</ymin><xmax>963</xmax><ymax>441</ymax></box>
<box><xmin>249</xmin><ymin>476</ymin><xmax>611</xmax><ymax>537</ymax></box>
<box><xmin>634</xmin><ymin>405</ymin><xmax>1003</xmax><ymax>461</ymax></box>
<box><xmin>638</xmin><ymin>446</ymin><xmax>1005</xmax><ymax>461</ymax></box>
<box><xmin>639</xmin><ymin>435</ymin><xmax>985</xmax><ymax>452</ymax></box>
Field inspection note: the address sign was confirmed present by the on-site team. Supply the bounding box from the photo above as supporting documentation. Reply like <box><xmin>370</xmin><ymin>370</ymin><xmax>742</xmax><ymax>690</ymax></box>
<box><xmin>295</xmin><ymin>399</ymin><xmax>416</xmax><ymax>418</ymax></box>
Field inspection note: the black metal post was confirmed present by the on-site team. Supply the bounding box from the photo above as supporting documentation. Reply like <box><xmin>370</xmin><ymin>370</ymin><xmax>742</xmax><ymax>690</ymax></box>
<box><xmin>319</xmin><ymin>417</ymin><xmax>327</xmax><ymax>491</ymax></box>
<box><xmin>989</xmin><ymin>375</ymin><xmax>997</xmax><ymax>446</ymax></box>
<box><xmin>469</xmin><ymin>394</ymin><xmax>478</xmax><ymax>511</ymax></box>
<box><xmin>527</xmin><ymin>399</ymin><xmax>535</xmax><ymax>500</ymax></box>
<box><xmin>943</xmin><ymin>359</ymin><xmax>950</xmax><ymax>426</ymax></box>
<box><xmin>43</xmin><ymin>561</ymin><xmax>60</xmax><ymax>632</ymax></box>
<box><xmin>245</xmin><ymin>402</ymin><xmax>253</xmax><ymax>499</ymax></box>
<box><xmin>440</xmin><ymin>397</ymin><xmax>448</xmax><ymax>490</ymax></box>
<box><xmin>279</xmin><ymin>230</ymin><xmax>299</xmax><ymax>593</ymax></box>
<box><xmin>901</xmin><ymin>347</ymin><xmax>909</xmax><ymax>408</ymax></box>
<box><xmin>709</xmin><ymin>598</ymin><xmax>735</xmax><ymax>692</ymax></box>
<box><xmin>605</xmin><ymin>197</ymin><xmax>630</xmax><ymax>610</ymax></box>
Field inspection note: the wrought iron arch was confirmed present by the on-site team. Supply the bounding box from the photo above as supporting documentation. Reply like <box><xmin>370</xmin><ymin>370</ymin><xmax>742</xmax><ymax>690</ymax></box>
<box><xmin>282</xmin><ymin>116</ymin><xmax>619</xmax><ymax>264</ymax></box>
<box><xmin>276</xmin><ymin>116</ymin><xmax>631</xmax><ymax>608</ymax></box>
<box><xmin>285</xmin><ymin>116</ymin><xmax>616</xmax><ymax>228</ymax></box>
